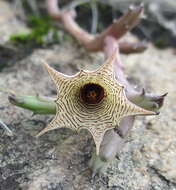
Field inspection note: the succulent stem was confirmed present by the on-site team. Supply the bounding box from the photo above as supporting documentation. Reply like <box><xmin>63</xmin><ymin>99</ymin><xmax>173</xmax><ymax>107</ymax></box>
<box><xmin>46</xmin><ymin>0</ymin><xmax>146</xmax><ymax>53</ymax></box>
<box><xmin>8</xmin><ymin>94</ymin><xmax>56</xmax><ymax>115</ymax></box>
<box><xmin>8</xmin><ymin>91</ymin><xmax>165</xmax><ymax>116</ymax></box>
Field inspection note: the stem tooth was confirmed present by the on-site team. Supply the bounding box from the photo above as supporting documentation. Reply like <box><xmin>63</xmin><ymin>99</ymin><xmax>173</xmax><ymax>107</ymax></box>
<box><xmin>161</xmin><ymin>92</ymin><xmax>168</xmax><ymax>97</ymax></box>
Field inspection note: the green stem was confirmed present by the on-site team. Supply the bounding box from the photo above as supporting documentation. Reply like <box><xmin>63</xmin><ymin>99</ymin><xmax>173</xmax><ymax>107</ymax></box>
<box><xmin>8</xmin><ymin>91</ymin><xmax>165</xmax><ymax>115</ymax></box>
<box><xmin>127</xmin><ymin>89</ymin><xmax>167</xmax><ymax>113</ymax></box>
<box><xmin>8</xmin><ymin>94</ymin><xmax>56</xmax><ymax>115</ymax></box>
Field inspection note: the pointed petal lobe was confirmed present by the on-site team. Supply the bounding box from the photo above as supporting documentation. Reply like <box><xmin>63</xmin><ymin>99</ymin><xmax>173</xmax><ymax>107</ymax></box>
<box><xmin>36</xmin><ymin>119</ymin><xmax>61</xmax><ymax>137</ymax></box>
<box><xmin>43</xmin><ymin>62</ymin><xmax>69</xmax><ymax>87</ymax></box>
<box><xmin>98</xmin><ymin>48</ymin><xmax>119</xmax><ymax>76</ymax></box>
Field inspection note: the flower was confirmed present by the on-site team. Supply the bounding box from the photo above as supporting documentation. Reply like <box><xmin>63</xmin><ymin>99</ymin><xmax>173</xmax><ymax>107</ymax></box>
<box><xmin>37</xmin><ymin>49</ymin><xmax>155</xmax><ymax>154</ymax></box>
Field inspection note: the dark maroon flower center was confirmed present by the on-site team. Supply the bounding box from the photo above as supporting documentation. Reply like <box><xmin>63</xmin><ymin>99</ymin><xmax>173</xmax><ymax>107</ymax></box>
<box><xmin>80</xmin><ymin>83</ymin><xmax>105</xmax><ymax>104</ymax></box>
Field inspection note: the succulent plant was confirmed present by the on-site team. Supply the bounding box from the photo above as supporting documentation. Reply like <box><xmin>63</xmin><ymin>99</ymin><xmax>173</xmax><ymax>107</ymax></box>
<box><xmin>8</xmin><ymin>0</ymin><xmax>167</xmax><ymax>175</ymax></box>
<box><xmin>36</xmin><ymin>50</ymin><xmax>156</xmax><ymax>155</ymax></box>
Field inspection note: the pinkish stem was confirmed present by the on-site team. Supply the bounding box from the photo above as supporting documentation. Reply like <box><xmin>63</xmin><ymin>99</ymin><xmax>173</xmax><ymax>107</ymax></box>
<box><xmin>46</xmin><ymin>0</ymin><xmax>146</xmax><ymax>53</ymax></box>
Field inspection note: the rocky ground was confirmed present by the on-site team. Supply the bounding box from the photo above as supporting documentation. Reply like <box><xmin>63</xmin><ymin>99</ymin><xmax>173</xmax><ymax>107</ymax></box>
<box><xmin>0</xmin><ymin>1</ymin><xmax>176</xmax><ymax>190</ymax></box>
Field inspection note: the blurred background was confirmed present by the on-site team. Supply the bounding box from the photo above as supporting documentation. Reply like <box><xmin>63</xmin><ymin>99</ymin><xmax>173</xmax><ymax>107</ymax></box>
<box><xmin>0</xmin><ymin>0</ymin><xmax>175</xmax><ymax>71</ymax></box>
<box><xmin>2</xmin><ymin>0</ymin><xmax>176</xmax><ymax>47</ymax></box>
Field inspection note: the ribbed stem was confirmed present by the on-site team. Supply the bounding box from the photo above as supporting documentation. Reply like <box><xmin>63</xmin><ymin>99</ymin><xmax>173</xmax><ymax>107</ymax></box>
<box><xmin>8</xmin><ymin>94</ymin><xmax>56</xmax><ymax>115</ymax></box>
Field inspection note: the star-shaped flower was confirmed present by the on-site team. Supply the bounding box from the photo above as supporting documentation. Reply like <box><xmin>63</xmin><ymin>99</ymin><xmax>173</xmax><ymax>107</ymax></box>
<box><xmin>37</xmin><ymin>49</ymin><xmax>156</xmax><ymax>154</ymax></box>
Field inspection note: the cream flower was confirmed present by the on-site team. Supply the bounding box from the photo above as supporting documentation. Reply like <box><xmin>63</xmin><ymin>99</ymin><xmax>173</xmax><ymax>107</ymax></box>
<box><xmin>37</xmin><ymin>50</ymin><xmax>155</xmax><ymax>154</ymax></box>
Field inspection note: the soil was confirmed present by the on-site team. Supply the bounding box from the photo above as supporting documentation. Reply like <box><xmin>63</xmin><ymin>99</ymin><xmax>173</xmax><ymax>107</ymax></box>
<box><xmin>0</xmin><ymin>1</ymin><xmax>176</xmax><ymax>190</ymax></box>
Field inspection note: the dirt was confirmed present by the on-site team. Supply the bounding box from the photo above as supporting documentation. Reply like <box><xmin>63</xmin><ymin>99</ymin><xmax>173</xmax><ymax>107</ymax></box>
<box><xmin>0</xmin><ymin>1</ymin><xmax>176</xmax><ymax>190</ymax></box>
